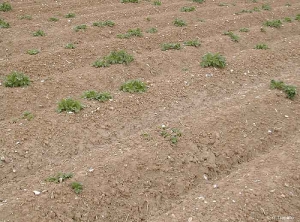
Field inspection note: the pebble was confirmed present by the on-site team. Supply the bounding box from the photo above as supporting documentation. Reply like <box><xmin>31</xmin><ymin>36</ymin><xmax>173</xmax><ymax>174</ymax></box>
<box><xmin>33</xmin><ymin>190</ymin><xmax>41</xmax><ymax>195</ymax></box>
<box><xmin>203</xmin><ymin>174</ymin><xmax>208</xmax><ymax>180</ymax></box>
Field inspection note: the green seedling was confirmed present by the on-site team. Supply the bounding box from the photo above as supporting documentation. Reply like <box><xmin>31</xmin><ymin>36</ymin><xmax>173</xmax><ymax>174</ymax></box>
<box><xmin>255</xmin><ymin>43</ymin><xmax>269</xmax><ymax>49</ymax></box>
<box><xmin>193</xmin><ymin>0</ymin><xmax>205</xmax><ymax>3</ymax></box>
<box><xmin>270</xmin><ymin>80</ymin><xmax>297</xmax><ymax>100</ymax></box>
<box><xmin>71</xmin><ymin>182</ymin><xmax>83</xmax><ymax>194</ymax></box>
<box><xmin>184</xmin><ymin>39</ymin><xmax>200</xmax><ymax>47</ymax></box>
<box><xmin>0</xmin><ymin>19</ymin><xmax>10</xmax><ymax>28</ymax></box>
<box><xmin>20</xmin><ymin>15</ymin><xmax>32</xmax><ymax>20</ymax></box>
<box><xmin>120</xmin><ymin>79</ymin><xmax>147</xmax><ymax>93</ymax></box>
<box><xmin>0</xmin><ymin>2</ymin><xmax>12</xmax><ymax>11</ymax></box>
<box><xmin>224</xmin><ymin>31</ymin><xmax>239</xmax><ymax>42</ymax></box>
<box><xmin>161</xmin><ymin>43</ymin><xmax>181</xmax><ymax>51</ymax></box>
<box><xmin>82</xmin><ymin>91</ymin><xmax>112</xmax><ymax>102</ymax></box>
<box><xmin>117</xmin><ymin>28</ymin><xmax>142</xmax><ymax>38</ymax></box>
<box><xmin>295</xmin><ymin>14</ymin><xmax>300</xmax><ymax>21</ymax></box>
<box><xmin>239</xmin><ymin>28</ymin><xmax>249</xmax><ymax>32</ymax></box>
<box><xmin>218</xmin><ymin>3</ymin><xmax>229</xmax><ymax>6</ymax></box>
<box><xmin>181</xmin><ymin>6</ymin><xmax>196</xmax><ymax>12</ymax></box>
<box><xmin>153</xmin><ymin>0</ymin><xmax>161</xmax><ymax>5</ymax></box>
<box><xmin>146</xmin><ymin>27</ymin><xmax>158</xmax><ymax>33</ymax></box>
<box><xmin>283</xmin><ymin>17</ymin><xmax>292</xmax><ymax>22</ymax></box>
<box><xmin>27</xmin><ymin>49</ymin><xmax>39</xmax><ymax>55</ymax></box>
<box><xmin>264</xmin><ymin>20</ymin><xmax>282</xmax><ymax>28</ymax></box>
<box><xmin>74</xmin><ymin>24</ymin><xmax>87</xmax><ymax>32</ymax></box>
<box><xmin>65</xmin><ymin>43</ymin><xmax>75</xmax><ymax>49</ymax></box>
<box><xmin>33</xmin><ymin>30</ymin><xmax>45</xmax><ymax>36</ymax></box>
<box><xmin>173</xmin><ymin>18</ymin><xmax>186</xmax><ymax>27</ymax></box>
<box><xmin>160</xmin><ymin>126</ymin><xmax>182</xmax><ymax>145</ymax></box>
<box><xmin>65</xmin><ymin>13</ymin><xmax>75</xmax><ymax>18</ymax></box>
<box><xmin>49</xmin><ymin>17</ymin><xmax>59</xmax><ymax>22</ymax></box>
<box><xmin>93</xmin><ymin>50</ymin><xmax>134</xmax><ymax>67</ymax></box>
<box><xmin>121</xmin><ymin>0</ymin><xmax>138</xmax><ymax>2</ymax></box>
<box><xmin>93</xmin><ymin>20</ymin><xmax>115</xmax><ymax>27</ymax></box>
<box><xmin>4</xmin><ymin>71</ymin><xmax>30</xmax><ymax>87</ymax></box>
<box><xmin>22</xmin><ymin>111</ymin><xmax>34</xmax><ymax>121</ymax></box>
<box><xmin>57</xmin><ymin>98</ymin><xmax>84</xmax><ymax>113</ymax></box>
<box><xmin>262</xmin><ymin>4</ymin><xmax>271</xmax><ymax>10</ymax></box>
<box><xmin>253</xmin><ymin>7</ymin><xmax>260</xmax><ymax>12</ymax></box>
<box><xmin>201</xmin><ymin>53</ymin><xmax>226</xmax><ymax>68</ymax></box>
<box><xmin>46</xmin><ymin>172</ymin><xmax>73</xmax><ymax>183</ymax></box>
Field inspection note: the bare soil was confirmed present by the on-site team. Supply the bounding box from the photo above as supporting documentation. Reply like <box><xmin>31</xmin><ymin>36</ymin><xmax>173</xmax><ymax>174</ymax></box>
<box><xmin>1</xmin><ymin>0</ymin><xmax>300</xmax><ymax>221</ymax></box>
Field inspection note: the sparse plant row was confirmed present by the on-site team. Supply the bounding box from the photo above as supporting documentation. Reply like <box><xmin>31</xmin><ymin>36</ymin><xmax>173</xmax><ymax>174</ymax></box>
<box><xmin>223</xmin><ymin>31</ymin><xmax>239</xmax><ymax>42</ymax></box>
<box><xmin>270</xmin><ymin>80</ymin><xmax>297</xmax><ymax>100</ymax></box>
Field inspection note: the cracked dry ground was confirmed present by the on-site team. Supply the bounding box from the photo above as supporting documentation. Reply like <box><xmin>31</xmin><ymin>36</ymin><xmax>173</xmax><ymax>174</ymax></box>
<box><xmin>1</xmin><ymin>0</ymin><xmax>300</xmax><ymax>221</ymax></box>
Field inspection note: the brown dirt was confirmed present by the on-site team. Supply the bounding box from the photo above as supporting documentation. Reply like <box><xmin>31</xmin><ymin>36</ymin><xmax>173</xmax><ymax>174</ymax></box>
<box><xmin>1</xmin><ymin>0</ymin><xmax>300</xmax><ymax>221</ymax></box>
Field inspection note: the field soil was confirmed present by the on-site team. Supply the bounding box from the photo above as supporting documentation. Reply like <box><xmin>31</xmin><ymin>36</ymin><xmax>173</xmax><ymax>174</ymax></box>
<box><xmin>1</xmin><ymin>0</ymin><xmax>300</xmax><ymax>221</ymax></box>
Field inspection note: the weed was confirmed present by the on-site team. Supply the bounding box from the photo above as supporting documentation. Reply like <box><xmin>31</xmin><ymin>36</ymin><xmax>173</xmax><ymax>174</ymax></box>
<box><xmin>71</xmin><ymin>182</ymin><xmax>83</xmax><ymax>194</ymax></box>
<box><xmin>270</xmin><ymin>80</ymin><xmax>297</xmax><ymax>100</ymax></box>
<box><xmin>184</xmin><ymin>39</ymin><xmax>200</xmax><ymax>47</ymax></box>
<box><xmin>22</xmin><ymin>111</ymin><xmax>34</xmax><ymax>121</ymax></box>
<box><xmin>181</xmin><ymin>6</ymin><xmax>196</xmax><ymax>12</ymax></box>
<box><xmin>33</xmin><ymin>30</ymin><xmax>45</xmax><ymax>36</ymax></box>
<box><xmin>146</xmin><ymin>27</ymin><xmax>158</xmax><ymax>33</ymax></box>
<box><xmin>82</xmin><ymin>91</ymin><xmax>112</xmax><ymax>102</ymax></box>
<box><xmin>117</xmin><ymin>28</ymin><xmax>142</xmax><ymax>38</ymax></box>
<box><xmin>65</xmin><ymin>43</ymin><xmax>75</xmax><ymax>49</ymax></box>
<box><xmin>120</xmin><ymin>79</ymin><xmax>147</xmax><ymax>93</ymax></box>
<box><xmin>4</xmin><ymin>72</ymin><xmax>30</xmax><ymax>87</ymax></box>
<box><xmin>0</xmin><ymin>19</ymin><xmax>10</xmax><ymax>28</ymax></box>
<box><xmin>160</xmin><ymin>126</ymin><xmax>182</xmax><ymax>145</ymax></box>
<box><xmin>93</xmin><ymin>50</ymin><xmax>134</xmax><ymax>67</ymax></box>
<box><xmin>262</xmin><ymin>4</ymin><xmax>271</xmax><ymax>11</ymax></box>
<box><xmin>93</xmin><ymin>20</ymin><xmax>115</xmax><ymax>27</ymax></box>
<box><xmin>65</xmin><ymin>13</ymin><xmax>75</xmax><ymax>18</ymax></box>
<box><xmin>253</xmin><ymin>7</ymin><xmax>260</xmax><ymax>12</ymax></box>
<box><xmin>27</xmin><ymin>49</ymin><xmax>39</xmax><ymax>55</ymax></box>
<box><xmin>295</xmin><ymin>14</ymin><xmax>300</xmax><ymax>21</ymax></box>
<box><xmin>283</xmin><ymin>17</ymin><xmax>292</xmax><ymax>22</ymax></box>
<box><xmin>74</xmin><ymin>24</ymin><xmax>87</xmax><ymax>32</ymax></box>
<box><xmin>201</xmin><ymin>53</ymin><xmax>226</xmax><ymax>68</ymax></box>
<box><xmin>0</xmin><ymin>2</ymin><xmax>12</xmax><ymax>12</ymax></box>
<box><xmin>264</xmin><ymin>20</ymin><xmax>282</xmax><ymax>28</ymax></box>
<box><xmin>153</xmin><ymin>0</ymin><xmax>161</xmax><ymax>5</ymax></box>
<box><xmin>239</xmin><ymin>27</ymin><xmax>249</xmax><ymax>32</ymax></box>
<box><xmin>20</xmin><ymin>15</ymin><xmax>32</xmax><ymax>20</ymax></box>
<box><xmin>57</xmin><ymin>98</ymin><xmax>84</xmax><ymax>113</ymax></box>
<box><xmin>49</xmin><ymin>17</ymin><xmax>59</xmax><ymax>22</ymax></box>
<box><xmin>224</xmin><ymin>31</ymin><xmax>239</xmax><ymax>42</ymax></box>
<box><xmin>193</xmin><ymin>0</ymin><xmax>205</xmax><ymax>3</ymax></box>
<box><xmin>173</xmin><ymin>18</ymin><xmax>186</xmax><ymax>27</ymax></box>
<box><xmin>161</xmin><ymin>43</ymin><xmax>181</xmax><ymax>51</ymax></box>
<box><xmin>46</xmin><ymin>172</ymin><xmax>73</xmax><ymax>183</ymax></box>
<box><xmin>255</xmin><ymin>43</ymin><xmax>269</xmax><ymax>49</ymax></box>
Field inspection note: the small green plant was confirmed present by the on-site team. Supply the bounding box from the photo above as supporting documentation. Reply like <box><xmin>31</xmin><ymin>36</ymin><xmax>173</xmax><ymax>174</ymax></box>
<box><xmin>295</xmin><ymin>14</ymin><xmax>300</xmax><ymax>21</ymax></box>
<box><xmin>71</xmin><ymin>182</ymin><xmax>83</xmax><ymax>194</ymax></box>
<box><xmin>27</xmin><ymin>49</ymin><xmax>39</xmax><ymax>55</ymax></box>
<box><xmin>239</xmin><ymin>27</ymin><xmax>249</xmax><ymax>32</ymax></box>
<box><xmin>223</xmin><ymin>31</ymin><xmax>239</xmax><ymax>42</ymax></box>
<box><xmin>93</xmin><ymin>20</ymin><xmax>115</xmax><ymax>27</ymax></box>
<box><xmin>4</xmin><ymin>72</ymin><xmax>30</xmax><ymax>87</ymax></box>
<box><xmin>193</xmin><ymin>0</ymin><xmax>205</xmax><ymax>3</ymax></box>
<box><xmin>253</xmin><ymin>7</ymin><xmax>260</xmax><ymax>12</ymax></box>
<box><xmin>121</xmin><ymin>0</ymin><xmax>138</xmax><ymax>3</ymax></box>
<box><xmin>20</xmin><ymin>15</ymin><xmax>32</xmax><ymax>20</ymax></box>
<box><xmin>160</xmin><ymin>126</ymin><xmax>182</xmax><ymax>145</ymax></box>
<box><xmin>0</xmin><ymin>2</ymin><xmax>12</xmax><ymax>12</ymax></box>
<box><xmin>74</xmin><ymin>24</ymin><xmax>87</xmax><ymax>32</ymax></box>
<box><xmin>82</xmin><ymin>91</ymin><xmax>112</xmax><ymax>102</ymax></box>
<box><xmin>262</xmin><ymin>4</ymin><xmax>271</xmax><ymax>11</ymax></box>
<box><xmin>65</xmin><ymin>43</ymin><xmax>75</xmax><ymax>49</ymax></box>
<box><xmin>283</xmin><ymin>17</ymin><xmax>292</xmax><ymax>22</ymax></box>
<box><xmin>153</xmin><ymin>0</ymin><xmax>161</xmax><ymax>5</ymax></box>
<box><xmin>218</xmin><ymin>3</ymin><xmax>229</xmax><ymax>6</ymax></box>
<box><xmin>270</xmin><ymin>80</ymin><xmax>297</xmax><ymax>100</ymax></box>
<box><xmin>65</xmin><ymin>13</ymin><xmax>75</xmax><ymax>18</ymax></box>
<box><xmin>161</xmin><ymin>43</ymin><xmax>181</xmax><ymax>51</ymax></box>
<box><xmin>181</xmin><ymin>6</ymin><xmax>195</xmax><ymax>12</ymax></box>
<box><xmin>146</xmin><ymin>17</ymin><xmax>151</xmax><ymax>21</ymax></box>
<box><xmin>93</xmin><ymin>50</ymin><xmax>134</xmax><ymax>67</ymax></box>
<box><xmin>49</xmin><ymin>17</ymin><xmax>59</xmax><ymax>22</ymax></box>
<box><xmin>46</xmin><ymin>172</ymin><xmax>73</xmax><ymax>183</ymax></box>
<box><xmin>264</xmin><ymin>20</ymin><xmax>282</xmax><ymax>28</ymax></box>
<box><xmin>120</xmin><ymin>79</ymin><xmax>147</xmax><ymax>93</ymax></box>
<box><xmin>22</xmin><ymin>111</ymin><xmax>34</xmax><ymax>121</ymax></box>
<box><xmin>33</xmin><ymin>30</ymin><xmax>45</xmax><ymax>36</ymax></box>
<box><xmin>255</xmin><ymin>43</ymin><xmax>269</xmax><ymax>49</ymax></box>
<box><xmin>146</xmin><ymin>27</ymin><xmax>157</xmax><ymax>33</ymax></box>
<box><xmin>184</xmin><ymin>39</ymin><xmax>200</xmax><ymax>47</ymax></box>
<box><xmin>57</xmin><ymin>98</ymin><xmax>84</xmax><ymax>113</ymax></box>
<box><xmin>0</xmin><ymin>19</ymin><xmax>10</xmax><ymax>28</ymax></box>
<box><xmin>201</xmin><ymin>53</ymin><xmax>226</xmax><ymax>68</ymax></box>
<box><xmin>117</xmin><ymin>28</ymin><xmax>142</xmax><ymax>38</ymax></box>
<box><xmin>173</xmin><ymin>18</ymin><xmax>186</xmax><ymax>27</ymax></box>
